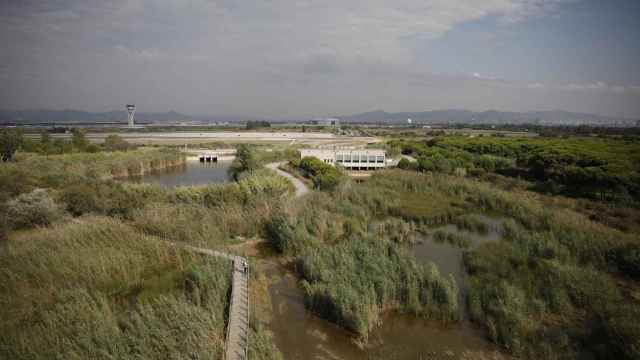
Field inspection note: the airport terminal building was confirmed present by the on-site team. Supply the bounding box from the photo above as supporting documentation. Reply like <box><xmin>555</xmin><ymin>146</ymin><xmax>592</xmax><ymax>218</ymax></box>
<box><xmin>300</xmin><ymin>149</ymin><xmax>386</xmax><ymax>170</ymax></box>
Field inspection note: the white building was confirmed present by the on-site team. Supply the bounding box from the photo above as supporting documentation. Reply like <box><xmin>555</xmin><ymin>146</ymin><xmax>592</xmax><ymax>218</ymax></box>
<box><xmin>300</xmin><ymin>148</ymin><xmax>387</xmax><ymax>170</ymax></box>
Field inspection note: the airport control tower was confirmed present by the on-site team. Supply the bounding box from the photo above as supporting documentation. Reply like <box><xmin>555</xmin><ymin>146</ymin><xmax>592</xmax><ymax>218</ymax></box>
<box><xmin>126</xmin><ymin>104</ymin><xmax>136</xmax><ymax>127</ymax></box>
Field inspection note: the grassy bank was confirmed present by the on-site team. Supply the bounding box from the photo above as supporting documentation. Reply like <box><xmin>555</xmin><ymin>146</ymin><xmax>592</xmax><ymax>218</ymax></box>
<box><xmin>265</xmin><ymin>181</ymin><xmax>460</xmax><ymax>339</ymax></box>
<box><xmin>262</xmin><ymin>166</ymin><xmax>639</xmax><ymax>358</ymax></box>
<box><xmin>0</xmin><ymin>145</ymin><xmax>291</xmax><ymax>357</ymax></box>
<box><xmin>370</xmin><ymin>170</ymin><xmax>640</xmax><ymax>359</ymax></box>
<box><xmin>0</xmin><ymin>216</ymin><xmax>232</xmax><ymax>359</ymax></box>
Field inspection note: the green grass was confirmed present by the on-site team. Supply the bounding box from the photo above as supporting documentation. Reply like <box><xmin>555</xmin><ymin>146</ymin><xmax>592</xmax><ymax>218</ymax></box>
<box><xmin>0</xmin><ymin>216</ymin><xmax>232</xmax><ymax>359</ymax></box>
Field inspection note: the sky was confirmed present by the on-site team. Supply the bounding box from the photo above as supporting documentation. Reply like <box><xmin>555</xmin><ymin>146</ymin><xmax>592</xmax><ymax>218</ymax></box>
<box><xmin>1</xmin><ymin>0</ymin><xmax>639</xmax><ymax>119</ymax></box>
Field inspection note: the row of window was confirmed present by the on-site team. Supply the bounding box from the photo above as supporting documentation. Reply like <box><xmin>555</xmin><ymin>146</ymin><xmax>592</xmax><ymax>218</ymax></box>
<box><xmin>336</xmin><ymin>155</ymin><xmax>384</xmax><ymax>164</ymax></box>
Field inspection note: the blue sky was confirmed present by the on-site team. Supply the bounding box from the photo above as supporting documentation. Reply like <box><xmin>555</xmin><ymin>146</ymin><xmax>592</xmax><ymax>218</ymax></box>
<box><xmin>1</xmin><ymin>0</ymin><xmax>639</xmax><ymax>118</ymax></box>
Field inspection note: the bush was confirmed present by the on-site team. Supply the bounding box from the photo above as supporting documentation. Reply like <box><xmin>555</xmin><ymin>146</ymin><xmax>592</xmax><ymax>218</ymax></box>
<box><xmin>298</xmin><ymin>156</ymin><xmax>343</xmax><ymax>190</ymax></box>
<box><xmin>296</xmin><ymin>237</ymin><xmax>459</xmax><ymax>338</ymax></box>
<box><xmin>228</xmin><ymin>144</ymin><xmax>259</xmax><ymax>180</ymax></box>
<box><xmin>610</xmin><ymin>243</ymin><xmax>640</xmax><ymax>279</ymax></box>
<box><xmin>5</xmin><ymin>189</ymin><xmax>62</xmax><ymax>229</ymax></box>
<box><xmin>265</xmin><ymin>211</ymin><xmax>295</xmax><ymax>253</ymax></box>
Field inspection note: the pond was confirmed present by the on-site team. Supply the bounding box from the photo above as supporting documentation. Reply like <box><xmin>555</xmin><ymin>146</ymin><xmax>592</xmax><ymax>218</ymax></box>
<box><xmin>265</xmin><ymin>260</ymin><xmax>499</xmax><ymax>359</ymax></box>
<box><xmin>410</xmin><ymin>214</ymin><xmax>505</xmax><ymax>300</ymax></box>
<box><xmin>132</xmin><ymin>159</ymin><xmax>232</xmax><ymax>188</ymax></box>
<box><xmin>262</xmin><ymin>214</ymin><xmax>507</xmax><ymax>359</ymax></box>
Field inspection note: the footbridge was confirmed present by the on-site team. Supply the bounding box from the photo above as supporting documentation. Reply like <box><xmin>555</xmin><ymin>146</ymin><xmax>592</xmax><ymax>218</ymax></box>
<box><xmin>161</xmin><ymin>164</ymin><xmax>308</xmax><ymax>360</ymax></box>
<box><xmin>167</xmin><ymin>242</ymin><xmax>249</xmax><ymax>360</ymax></box>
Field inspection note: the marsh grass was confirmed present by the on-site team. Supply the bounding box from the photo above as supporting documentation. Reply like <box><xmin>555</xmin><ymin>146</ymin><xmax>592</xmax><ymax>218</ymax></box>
<box><xmin>0</xmin><ymin>216</ymin><xmax>232</xmax><ymax>359</ymax></box>
<box><xmin>432</xmin><ymin>229</ymin><xmax>472</xmax><ymax>248</ymax></box>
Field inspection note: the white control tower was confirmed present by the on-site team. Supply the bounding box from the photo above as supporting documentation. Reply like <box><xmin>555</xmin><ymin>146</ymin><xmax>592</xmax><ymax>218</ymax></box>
<box><xmin>126</xmin><ymin>104</ymin><xmax>136</xmax><ymax>127</ymax></box>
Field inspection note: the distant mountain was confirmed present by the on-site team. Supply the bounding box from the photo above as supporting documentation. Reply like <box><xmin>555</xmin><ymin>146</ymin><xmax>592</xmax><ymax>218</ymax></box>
<box><xmin>1</xmin><ymin>108</ymin><xmax>637</xmax><ymax>127</ymax></box>
<box><xmin>0</xmin><ymin>109</ymin><xmax>252</xmax><ymax>125</ymax></box>
<box><xmin>339</xmin><ymin>109</ymin><xmax>639</xmax><ymax>127</ymax></box>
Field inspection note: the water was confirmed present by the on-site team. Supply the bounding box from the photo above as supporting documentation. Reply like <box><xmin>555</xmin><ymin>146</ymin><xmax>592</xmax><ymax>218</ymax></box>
<box><xmin>265</xmin><ymin>262</ymin><xmax>499</xmax><ymax>359</ymax></box>
<box><xmin>134</xmin><ymin>159</ymin><xmax>231</xmax><ymax>188</ymax></box>
<box><xmin>263</xmin><ymin>214</ymin><xmax>506</xmax><ymax>359</ymax></box>
<box><xmin>410</xmin><ymin>214</ymin><xmax>505</xmax><ymax>293</ymax></box>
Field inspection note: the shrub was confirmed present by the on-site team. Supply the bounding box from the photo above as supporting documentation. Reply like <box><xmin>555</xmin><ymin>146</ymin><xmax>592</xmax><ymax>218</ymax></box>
<box><xmin>228</xmin><ymin>144</ymin><xmax>259</xmax><ymax>180</ymax></box>
<box><xmin>265</xmin><ymin>211</ymin><xmax>295</xmax><ymax>253</ymax></box>
<box><xmin>609</xmin><ymin>243</ymin><xmax>640</xmax><ymax>279</ymax></box>
<box><xmin>298</xmin><ymin>156</ymin><xmax>343</xmax><ymax>190</ymax></box>
<box><xmin>5</xmin><ymin>189</ymin><xmax>62</xmax><ymax>229</ymax></box>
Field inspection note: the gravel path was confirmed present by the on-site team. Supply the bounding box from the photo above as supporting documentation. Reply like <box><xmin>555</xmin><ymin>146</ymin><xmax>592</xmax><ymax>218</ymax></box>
<box><xmin>266</xmin><ymin>162</ymin><xmax>310</xmax><ymax>198</ymax></box>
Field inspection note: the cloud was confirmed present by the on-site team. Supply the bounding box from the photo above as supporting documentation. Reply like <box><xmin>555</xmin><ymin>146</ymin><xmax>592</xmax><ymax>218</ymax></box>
<box><xmin>4</xmin><ymin>0</ymin><xmax>639</xmax><ymax>119</ymax></box>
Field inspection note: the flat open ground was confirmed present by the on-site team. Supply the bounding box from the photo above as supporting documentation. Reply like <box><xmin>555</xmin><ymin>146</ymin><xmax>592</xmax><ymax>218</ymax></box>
<box><xmin>40</xmin><ymin>131</ymin><xmax>380</xmax><ymax>147</ymax></box>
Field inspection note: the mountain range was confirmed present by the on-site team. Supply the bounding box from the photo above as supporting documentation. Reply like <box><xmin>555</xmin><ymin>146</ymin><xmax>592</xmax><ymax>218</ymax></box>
<box><xmin>338</xmin><ymin>110</ymin><xmax>639</xmax><ymax>127</ymax></box>
<box><xmin>0</xmin><ymin>109</ymin><xmax>638</xmax><ymax>127</ymax></box>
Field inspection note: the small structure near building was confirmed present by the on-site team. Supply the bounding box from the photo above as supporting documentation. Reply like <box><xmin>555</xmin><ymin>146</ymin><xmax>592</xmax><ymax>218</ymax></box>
<box><xmin>300</xmin><ymin>148</ymin><xmax>386</xmax><ymax>171</ymax></box>
<box><xmin>309</xmin><ymin>118</ymin><xmax>340</xmax><ymax>127</ymax></box>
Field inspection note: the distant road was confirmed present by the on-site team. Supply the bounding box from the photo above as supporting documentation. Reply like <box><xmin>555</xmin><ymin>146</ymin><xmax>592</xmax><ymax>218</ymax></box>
<box><xmin>266</xmin><ymin>162</ymin><xmax>309</xmax><ymax>198</ymax></box>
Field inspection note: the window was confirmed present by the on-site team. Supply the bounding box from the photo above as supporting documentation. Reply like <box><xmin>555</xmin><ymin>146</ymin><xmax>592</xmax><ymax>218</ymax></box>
<box><xmin>369</xmin><ymin>155</ymin><xmax>376</xmax><ymax>163</ymax></box>
<box><xmin>377</xmin><ymin>156</ymin><xmax>384</xmax><ymax>163</ymax></box>
<box><xmin>353</xmin><ymin>154</ymin><xmax>359</xmax><ymax>163</ymax></box>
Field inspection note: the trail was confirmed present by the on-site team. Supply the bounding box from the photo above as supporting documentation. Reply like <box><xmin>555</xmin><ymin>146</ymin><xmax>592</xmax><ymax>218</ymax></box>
<box><xmin>266</xmin><ymin>162</ymin><xmax>310</xmax><ymax>198</ymax></box>
<box><xmin>164</xmin><ymin>162</ymin><xmax>308</xmax><ymax>359</ymax></box>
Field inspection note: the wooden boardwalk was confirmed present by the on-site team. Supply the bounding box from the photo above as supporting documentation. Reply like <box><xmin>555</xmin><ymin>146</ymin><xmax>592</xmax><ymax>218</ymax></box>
<box><xmin>160</xmin><ymin>165</ymin><xmax>307</xmax><ymax>359</ymax></box>
<box><xmin>167</xmin><ymin>242</ymin><xmax>249</xmax><ymax>359</ymax></box>
<box><xmin>225</xmin><ymin>257</ymin><xmax>250</xmax><ymax>360</ymax></box>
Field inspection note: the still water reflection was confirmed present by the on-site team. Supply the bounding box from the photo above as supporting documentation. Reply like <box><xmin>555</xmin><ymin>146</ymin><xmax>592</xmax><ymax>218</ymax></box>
<box><xmin>134</xmin><ymin>160</ymin><xmax>231</xmax><ymax>188</ymax></box>
<box><xmin>266</xmin><ymin>261</ymin><xmax>498</xmax><ymax>360</ymax></box>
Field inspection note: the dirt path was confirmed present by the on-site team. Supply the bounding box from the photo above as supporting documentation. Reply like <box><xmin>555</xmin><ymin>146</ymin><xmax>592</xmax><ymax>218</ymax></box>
<box><xmin>266</xmin><ymin>162</ymin><xmax>309</xmax><ymax>198</ymax></box>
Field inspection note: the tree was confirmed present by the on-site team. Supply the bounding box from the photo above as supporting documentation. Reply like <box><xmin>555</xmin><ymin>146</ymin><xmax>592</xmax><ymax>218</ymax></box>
<box><xmin>228</xmin><ymin>144</ymin><xmax>259</xmax><ymax>180</ymax></box>
<box><xmin>245</xmin><ymin>120</ymin><xmax>271</xmax><ymax>130</ymax></box>
<box><xmin>71</xmin><ymin>128</ymin><xmax>89</xmax><ymax>150</ymax></box>
<box><xmin>397</xmin><ymin>158</ymin><xmax>412</xmax><ymax>170</ymax></box>
<box><xmin>104</xmin><ymin>134</ymin><xmax>130</xmax><ymax>151</ymax></box>
<box><xmin>40</xmin><ymin>130</ymin><xmax>51</xmax><ymax>144</ymax></box>
<box><xmin>0</xmin><ymin>129</ymin><xmax>23</xmax><ymax>162</ymax></box>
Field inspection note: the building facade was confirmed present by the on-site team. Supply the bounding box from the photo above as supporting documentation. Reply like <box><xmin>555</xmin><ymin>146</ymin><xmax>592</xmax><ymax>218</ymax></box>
<box><xmin>309</xmin><ymin>118</ymin><xmax>340</xmax><ymax>127</ymax></box>
<box><xmin>300</xmin><ymin>148</ymin><xmax>386</xmax><ymax>170</ymax></box>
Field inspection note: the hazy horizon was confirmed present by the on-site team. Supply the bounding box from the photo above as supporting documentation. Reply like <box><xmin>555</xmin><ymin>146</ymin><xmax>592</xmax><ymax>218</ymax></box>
<box><xmin>2</xmin><ymin>1</ymin><xmax>639</xmax><ymax>118</ymax></box>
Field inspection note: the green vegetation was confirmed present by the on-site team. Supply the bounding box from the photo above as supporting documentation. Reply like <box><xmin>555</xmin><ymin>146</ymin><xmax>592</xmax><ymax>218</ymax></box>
<box><xmin>390</xmin><ymin>136</ymin><xmax>640</xmax><ymax>204</ymax></box>
<box><xmin>0</xmin><ymin>217</ymin><xmax>232</xmax><ymax>359</ymax></box>
<box><xmin>453</xmin><ymin>213</ymin><xmax>490</xmax><ymax>234</ymax></box>
<box><xmin>1</xmin><ymin>129</ymin><xmax>22</xmax><ymax>161</ymax></box>
<box><xmin>292</xmin><ymin>156</ymin><xmax>344</xmax><ymax>190</ymax></box>
<box><xmin>431</xmin><ymin>229</ymin><xmax>471</xmax><ymax>248</ymax></box>
<box><xmin>0</xmin><ymin>141</ymin><xmax>291</xmax><ymax>357</ymax></box>
<box><xmin>265</xmin><ymin>182</ymin><xmax>459</xmax><ymax>339</ymax></box>
<box><xmin>3</xmin><ymin>129</ymin><xmax>639</xmax><ymax>359</ymax></box>
<box><xmin>229</xmin><ymin>144</ymin><xmax>260</xmax><ymax>180</ymax></box>
<box><xmin>245</xmin><ymin>120</ymin><xmax>271</xmax><ymax>130</ymax></box>
<box><xmin>299</xmin><ymin>237</ymin><xmax>459</xmax><ymax>337</ymax></box>
<box><xmin>368</xmin><ymin>169</ymin><xmax>639</xmax><ymax>359</ymax></box>
<box><xmin>2</xmin><ymin>128</ymin><xmax>136</xmax><ymax>157</ymax></box>
<box><xmin>5</xmin><ymin>188</ymin><xmax>63</xmax><ymax>229</ymax></box>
